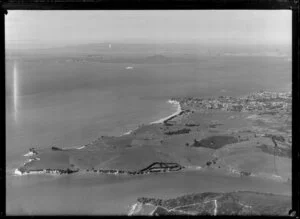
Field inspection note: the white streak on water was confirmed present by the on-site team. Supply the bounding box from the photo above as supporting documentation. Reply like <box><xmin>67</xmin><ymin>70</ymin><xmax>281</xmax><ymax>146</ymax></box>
<box><xmin>13</xmin><ymin>62</ymin><xmax>18</xmax><ymax>123</ymax></box>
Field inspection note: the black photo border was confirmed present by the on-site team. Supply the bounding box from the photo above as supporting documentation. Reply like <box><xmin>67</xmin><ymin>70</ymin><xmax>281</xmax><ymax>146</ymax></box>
<box><xmin>0</xmin><ymin>0</ymin><xmax>299</xmax><ymax>217</ymax></box>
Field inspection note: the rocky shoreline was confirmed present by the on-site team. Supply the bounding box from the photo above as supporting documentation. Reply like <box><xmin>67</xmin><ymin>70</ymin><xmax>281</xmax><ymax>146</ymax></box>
<box><xmin>15</xmin><ymin>161</ymin><xmax>185</xmax><ymax>176</ymax></box>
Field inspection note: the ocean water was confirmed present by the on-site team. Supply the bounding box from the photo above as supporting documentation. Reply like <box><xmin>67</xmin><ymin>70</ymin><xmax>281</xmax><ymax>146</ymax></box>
<box><xmin>6</xmin><ymin>169</ymin><xmax>291</xmax><ymax>215</ymax></box>
<box><xmin>5</xmin><ymin>49</ymin><xmax>291</xmax><ymax>215</ymax></box>
<box><xmin>5</xmin><ymin>61</ymin><xmax>181</xmax><ymax>168</ymax></box>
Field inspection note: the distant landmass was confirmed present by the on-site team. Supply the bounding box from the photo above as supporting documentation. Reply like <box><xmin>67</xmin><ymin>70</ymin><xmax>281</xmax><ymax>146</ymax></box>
<box><xmin>6</xmin><ymin>43</ymin><xmax>291</xmax><ymax>63</ymax></box>
<box><xmin>60</xmin><ymin>54</ymin><xmax>198</xmax><ymax>64</ymax></box>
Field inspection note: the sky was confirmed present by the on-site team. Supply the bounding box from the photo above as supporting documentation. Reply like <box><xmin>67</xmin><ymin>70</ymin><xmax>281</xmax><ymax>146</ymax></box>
<box><xmin>5</xmin><ymin>10</ymin><xmax>291</xmax><ymax>50</ymax></box>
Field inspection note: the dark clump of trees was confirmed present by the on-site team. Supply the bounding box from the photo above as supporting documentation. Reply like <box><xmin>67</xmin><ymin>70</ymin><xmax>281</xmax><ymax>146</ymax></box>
<box><xmin>29</xmin><ymin>148</ymin><xmax>38</xmax><ymax>155</ymax></box>
<box><xmin>164</xmin><ymin>128</ymin><xmax>191</xmax><ymax>135</ymax></box>
<box><xmin>240</xmin><ymin>171</ymin><xmax>251</xmax><ymax>176</ymax></box>
<box><xmin>164</xmin><ymin>122</ymin><xmax>173</xmax><ymax>126</ymax></box>
<box><xmin>185</xmin><ymin>123</ymin><xmax>200</xmax><ymax>127</ymax></box>
<box><xmin>51</xmin><ymin>146</ymin><xmax>63</xmax><ymax>151</ymax></box>
<box><xmin>257</xmin><ymin>144</ymin><xmax>291</xmax><ymax>158</ymax></box>
<box><xmin>265</xmin><ymin>134</ymin><xmax>285</xmax><ymax>142</ymax></box>
<box><xmin>193</xmin><ymin>136</ymin><xmax>238</xmax><ymax>149</ymax></box>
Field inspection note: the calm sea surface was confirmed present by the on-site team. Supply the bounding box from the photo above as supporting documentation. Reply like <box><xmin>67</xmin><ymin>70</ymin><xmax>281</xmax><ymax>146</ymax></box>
<box><xmin>6</xmin><ymin>169</ymin><xmax>291</xmax><ymax>215</ymax></box>
<box><xmin>5</xmin><ymin>54</ymin><xmax>291</xmax><ymax>214</ymax></box>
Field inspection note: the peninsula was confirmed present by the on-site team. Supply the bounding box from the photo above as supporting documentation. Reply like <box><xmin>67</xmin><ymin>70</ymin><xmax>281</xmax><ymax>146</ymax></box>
<box><xmin>15</xmin><ymin>90</ymin><xmax>291</xmax><ymax>182</ymax></box>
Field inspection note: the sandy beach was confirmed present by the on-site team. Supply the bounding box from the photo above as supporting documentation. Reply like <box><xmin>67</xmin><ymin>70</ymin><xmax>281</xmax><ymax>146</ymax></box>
<box><xmin>121</xmin><ymin>99</ymin><xmax>182</xmax><ymax>136</ymax></box>
<box><xmin>150</xmin><ymin>100</ymin><xmax>182</xmax><ymax>124</ymax></box>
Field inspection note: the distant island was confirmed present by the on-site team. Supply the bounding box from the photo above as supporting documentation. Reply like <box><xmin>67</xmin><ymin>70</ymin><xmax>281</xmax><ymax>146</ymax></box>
<box><xmin>14</xmin><ymin>54</ymin><xmax>199</xmax><ymax>65</ymax></box>
<box><xmin>62</xmin><ymin>54</ymin><xmax>199</xmax><ymax>64</ymax></box>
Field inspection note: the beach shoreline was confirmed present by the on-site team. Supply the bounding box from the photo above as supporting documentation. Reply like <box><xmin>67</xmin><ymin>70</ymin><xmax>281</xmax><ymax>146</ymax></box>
<box><xmin>150</xmin><ymin>100</ymin><xmax>182</xmax><ymax>125</ymax></box>
<box><xmin>121</xmin><ymin>99</ymin><xmax>182</xmax><ymax>136</ymax></box>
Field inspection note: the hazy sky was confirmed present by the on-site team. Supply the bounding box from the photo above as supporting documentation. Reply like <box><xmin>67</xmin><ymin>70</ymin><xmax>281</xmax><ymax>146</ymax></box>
<box><xmin>5</xmin><ymin>10</ymin><xmax>291</xmax><ymax>49</ymax></box>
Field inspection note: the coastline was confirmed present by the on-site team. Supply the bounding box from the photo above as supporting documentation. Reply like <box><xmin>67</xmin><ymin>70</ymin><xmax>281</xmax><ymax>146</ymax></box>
<box><xmin>150</xmin><ymin>100</ymin><xmax>182</xmax><ymax>124</ymax></box>
<box><xmin>121</xmin><ymin>99</ymin><xmax>182</xmax><ymax>136</ymax></box>
<box><xmin>12</xmin><ymin>91</ymin><xmax>291</xmax><ymax>180</ymax></box>
<box><xmin>14</xmin><ymin>100</ymin><xmax>182</xmax><ymax>176</ymax></box>
<box><xmin>14</xmin><ymin>162</ymin><xmax>185</xmax><ymax>176</ymax></box>
<box><xmin>17</xmin><ymin>98</ymin><xmax>181</xmax><ymax>171</ymax></box>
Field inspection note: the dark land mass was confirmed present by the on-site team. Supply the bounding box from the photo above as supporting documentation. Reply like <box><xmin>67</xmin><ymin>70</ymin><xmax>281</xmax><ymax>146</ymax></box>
<box><xmin>185</xmin><ymin>123</ymin><xmax>200</xmax><ymax>127</ymax></box>
<box><xmin>192</xmin><ymin>135</ymin><xmax>238</xmax><ymax>149</ymax></box>
<box><xmin>67</xmin><ymin>54</ymin><xmax>198</xmax><ymax>64</ymax></box>
<box><xmin>51</xmin><ymin>146</ymin><xmax>63</xmax><ymax>151</ymax></box>
<box><xmin>11</xmin><ymin>53</ymin><xmax>199</xmax><ymax>65</ymax></box>
<box><xmin>17</xmin><ymin>161</ymin><xmax>184</xmax><ymax>176</ymax></box>
<box><xmin>164</xmin><ymin>128</ymin><xmax>191</xmax><ymax>136</ymax></box>
<box><xmin>130</xmin><ymin>191</ymin><xmax>291</xmax><ymax>216</ymax></box>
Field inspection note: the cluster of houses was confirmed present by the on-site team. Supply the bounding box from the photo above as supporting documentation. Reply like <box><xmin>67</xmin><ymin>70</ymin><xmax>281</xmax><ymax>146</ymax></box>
<box><xmin>173</xmin><ymin>91</ymin><xmax>291</xmax><ymax>113</ymax></box>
